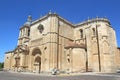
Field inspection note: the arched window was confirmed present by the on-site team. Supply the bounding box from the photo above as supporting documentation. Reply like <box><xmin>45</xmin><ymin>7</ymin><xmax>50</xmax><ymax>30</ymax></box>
<box><xmin>23</xmin><ymin>29</ymin><xmax>25</xmax><ymax>36</ymax></box>
<box><xmin>92</xmin><ymin>28</ymin><xmax>96</xmax><ymax>35</ymax></box>
<box><xmin>28</xmin><ymin>29</ymin><xmax>30</xmax><ymax>36</ymax></box>
<box><xmin>80</xmin><ymin>29</ymin><xmax>83</xmax><ymax>38</ymax></box>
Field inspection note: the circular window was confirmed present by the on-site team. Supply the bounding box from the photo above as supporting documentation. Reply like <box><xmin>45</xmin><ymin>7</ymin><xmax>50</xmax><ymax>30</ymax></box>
<box><xmin>37</xmin><ymin>24</ymin><xmax>44</xmax><ymax>33</ymax></box>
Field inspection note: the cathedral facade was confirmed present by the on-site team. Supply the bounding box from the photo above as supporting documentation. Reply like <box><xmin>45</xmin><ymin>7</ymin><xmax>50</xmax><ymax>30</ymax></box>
<box><xmin>4</xmin><ymin>12</ymin><xmax>120</xmax><ymax>73</ymax></box>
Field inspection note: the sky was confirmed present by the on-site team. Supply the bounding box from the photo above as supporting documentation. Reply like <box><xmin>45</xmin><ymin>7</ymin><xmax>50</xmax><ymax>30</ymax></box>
<box><xmin>0</xmin><ymin>0</ymin><xmax>120</xmax><ymax>62</ymax></box>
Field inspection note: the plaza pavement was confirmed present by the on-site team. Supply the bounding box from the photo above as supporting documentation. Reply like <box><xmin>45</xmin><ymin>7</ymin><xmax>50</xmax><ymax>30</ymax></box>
<box><xmin>0</xmin><ymin>71</ymin><xmax>120</xmax><ymax>80</ymax></box>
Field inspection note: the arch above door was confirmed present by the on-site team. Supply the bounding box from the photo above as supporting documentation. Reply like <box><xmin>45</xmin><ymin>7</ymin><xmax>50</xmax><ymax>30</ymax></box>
<box><xmin>32</xmin><ymin>47</ymin><xmax>41</xmax><ymax>56</ymax></box>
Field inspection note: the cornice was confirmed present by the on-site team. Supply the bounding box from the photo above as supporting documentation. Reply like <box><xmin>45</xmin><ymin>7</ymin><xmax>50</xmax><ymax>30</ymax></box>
<box><xmin>75</xmin><ymin>18</ymin><xmax>110</xmax><ymax>27</ymax></box>
<box><xmin>20</xmin><ymin>25</ymin><xmax>30</xmax><ymax>30</ymax></box>
<box><xmin>18</xmin><ymin>36</ymin><xmax>30</xmax><ymax>40</ymax></box>
<box><xmin>5</xmin><ymin>50</ymin><xmax>14</xmax><ymax>54</ymax></box>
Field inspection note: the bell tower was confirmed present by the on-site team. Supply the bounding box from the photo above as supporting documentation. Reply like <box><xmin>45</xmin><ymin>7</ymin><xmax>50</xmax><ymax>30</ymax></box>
<box><xmin>18</xmin><ymin>15</ymin><xmax>32</xmax><ymax>45</ymax></box>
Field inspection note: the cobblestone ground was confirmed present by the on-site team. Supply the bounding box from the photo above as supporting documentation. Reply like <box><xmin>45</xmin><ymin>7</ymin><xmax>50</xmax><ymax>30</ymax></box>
<box><xmin>0</xmin><ymin>71</ymin><xmax>120</xmax><ymax>80</ymax></box>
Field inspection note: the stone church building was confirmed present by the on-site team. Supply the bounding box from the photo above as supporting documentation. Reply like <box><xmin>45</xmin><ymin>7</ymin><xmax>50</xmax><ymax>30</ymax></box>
<box><xmin>4</xmin><ymin>12</ymin><xmax>120</xmax><ymax>73</ymax></box>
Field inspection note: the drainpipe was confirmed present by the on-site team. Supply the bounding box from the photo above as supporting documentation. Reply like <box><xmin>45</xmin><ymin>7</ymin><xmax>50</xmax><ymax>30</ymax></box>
<box><xmin>85</xmin><ymin>35</ymin><xmax>88</xmax><ymax>72</ymax></box>
<box><xmin>96</xmin><ymin>25</ymin><xmax>101</xmax><ymax>72</ymax></box>
<box><xmin>57</xmin><ymin>19</ymin><xmax>60</xmax><ymax>70</ymax></box>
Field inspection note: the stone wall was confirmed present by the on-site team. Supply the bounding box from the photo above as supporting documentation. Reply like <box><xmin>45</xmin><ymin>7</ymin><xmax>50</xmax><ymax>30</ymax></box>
<box><xmin>4</xmin><ymin>13</ymin><xmax>120</xmax><ymax>73</ymax></box>
<box><xmin>4</xmin><ymin>52</ymin><xmax>13</xmax><ymax>70</ymax></box>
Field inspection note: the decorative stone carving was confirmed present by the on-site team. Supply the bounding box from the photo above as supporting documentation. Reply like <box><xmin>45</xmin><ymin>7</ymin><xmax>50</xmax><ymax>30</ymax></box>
<box><xmin>14</xmin><ymin>45</ymin><xmax>29</xmax><ymax>54</ymax></box>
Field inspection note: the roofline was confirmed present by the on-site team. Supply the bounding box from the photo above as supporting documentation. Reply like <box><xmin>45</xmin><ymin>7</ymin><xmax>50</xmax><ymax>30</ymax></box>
<box><xmin>58</xmin><ymin>16</ymin><xmax>75</xmax><ymax>27</ymax></box>
<box><xmin>31</xmin><ymin>13</ymin><xmax>75</xmax><ymax>27</ymax></box>
<box><xmin>31</xmin><ymin>14</ymin><xmax>49</xmax><ymax>25</ymax></box>
<box><xmin>31</xmin><ymin>15</ymin><xmax>111</xmax><ymax>28</ymax></box>
<box><xmin>75</xmin><ymin>18</ymin><xmax>110</xmax><ymax>27</ymax></box>
<box><xmin>20</xmin><ymin>12</ymin><xmax>112</xmax><ymax>29</ymax></box>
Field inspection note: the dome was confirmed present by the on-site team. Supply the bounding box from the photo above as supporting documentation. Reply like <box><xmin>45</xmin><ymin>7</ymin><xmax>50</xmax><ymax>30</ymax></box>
<box><xmin>24</xmin><ymin>21</ymin><xmax>31</xmax><ymax>26</ymax></box>
<box><xmin>23</xmin><ymin>15</ymin><xmax>32</xmax><ymax>26</ymax></box>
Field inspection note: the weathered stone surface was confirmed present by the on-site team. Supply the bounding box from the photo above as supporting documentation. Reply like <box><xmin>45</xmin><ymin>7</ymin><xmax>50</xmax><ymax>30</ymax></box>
<box><xmin>4</xmin><ymin>13</ymin><xmax>120</xmax><ymax>74</ymax></box>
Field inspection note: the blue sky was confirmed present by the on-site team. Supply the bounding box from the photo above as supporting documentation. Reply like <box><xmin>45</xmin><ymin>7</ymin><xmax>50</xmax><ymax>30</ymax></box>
<box><xmin>0</xmin><ymin>0</ymin><xmax>120</xmax><ymax>62</ymax></box>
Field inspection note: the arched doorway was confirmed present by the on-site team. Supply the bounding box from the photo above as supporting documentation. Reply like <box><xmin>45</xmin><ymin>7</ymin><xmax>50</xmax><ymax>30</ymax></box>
<box><xmin>34</xmin><ymin>56</ymin><xmax>41</xmax><ymax>73</ymax></box>
<box><xmin>14</xmin><ymin>56</ymin><xmax>20</xmax><ymax>71</ymax></box>
<box><xmin>32</xmin><ymin>48</ymin><xmax>41</xmax><ymax>73</ymax></box>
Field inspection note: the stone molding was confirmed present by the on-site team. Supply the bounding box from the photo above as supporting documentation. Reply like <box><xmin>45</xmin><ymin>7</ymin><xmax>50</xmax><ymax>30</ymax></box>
<box><xmin>75</xmin><ymin>18</ymin><xmax>110</xmax><ymax>27</ymax></box>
